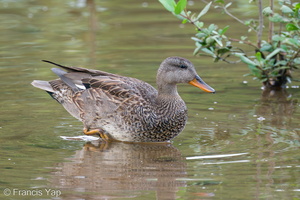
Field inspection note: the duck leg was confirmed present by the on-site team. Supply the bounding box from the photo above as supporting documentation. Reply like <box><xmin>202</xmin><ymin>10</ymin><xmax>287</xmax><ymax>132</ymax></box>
<box><xmin>83</xmin><ymin>128</ymin><xmax>101</xmax><ymax>135</ymax></box>
<box><xmin>83</xmin><ymin>128</ymin><xmax>114</xmax><ymax>142</ymax></box>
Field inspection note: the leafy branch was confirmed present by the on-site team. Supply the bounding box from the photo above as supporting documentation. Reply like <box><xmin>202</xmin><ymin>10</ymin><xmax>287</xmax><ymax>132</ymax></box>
<box><xmin>159</xmin><ymin>0</ymin><xmax>300</xmax><ymax>88</ymax></box>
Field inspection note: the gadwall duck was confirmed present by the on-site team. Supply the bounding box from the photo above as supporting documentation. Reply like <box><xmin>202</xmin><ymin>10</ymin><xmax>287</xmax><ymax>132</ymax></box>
<box><xmin>32</xmin><ymin>57</ymin><xmax>215</xmax><ymax>142</ymax></box>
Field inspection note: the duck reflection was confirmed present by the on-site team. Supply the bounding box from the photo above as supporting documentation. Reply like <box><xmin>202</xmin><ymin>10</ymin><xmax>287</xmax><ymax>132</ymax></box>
<box><xmin>51</xmin><ymin>141</ymin><xmax>186</xmax><ymax>199</ymax></box>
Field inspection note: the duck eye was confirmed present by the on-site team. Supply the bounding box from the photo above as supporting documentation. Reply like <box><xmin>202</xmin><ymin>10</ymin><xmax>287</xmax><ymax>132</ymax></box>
<box><xmin>179</xmin><ymin>65</ymin><xmax>187</xmax><ymax>69</ymax></box>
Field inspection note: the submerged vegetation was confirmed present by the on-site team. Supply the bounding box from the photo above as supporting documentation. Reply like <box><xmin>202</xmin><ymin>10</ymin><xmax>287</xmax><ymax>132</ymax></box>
<box><xmin>159</xmin><ymin>0</ymin><xmax>300</xmax><ymax>89</ymax></box>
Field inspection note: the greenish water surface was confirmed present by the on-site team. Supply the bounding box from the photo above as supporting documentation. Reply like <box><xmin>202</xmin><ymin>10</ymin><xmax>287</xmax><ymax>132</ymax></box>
<box><xmin>0</xmin><ymin>1</ymin><xmax>299</xmax><ymax>199</ymax></box>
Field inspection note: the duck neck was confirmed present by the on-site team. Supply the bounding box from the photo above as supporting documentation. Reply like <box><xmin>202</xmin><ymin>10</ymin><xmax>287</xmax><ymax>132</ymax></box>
<box><xmin>157</xmin><ymin>83</ymin><xmax>180</xmax><ymax>100</ymax></box>
<box><xmin>156</xmin><ymin>83</ymin><xmax>186</xmax><ymax>117</ymax></box>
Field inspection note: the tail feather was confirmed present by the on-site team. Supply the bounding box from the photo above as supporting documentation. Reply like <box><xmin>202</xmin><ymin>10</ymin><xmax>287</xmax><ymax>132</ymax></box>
<box><xmin>51</xmin><ymin>68</ymin><xmax>81</xmax><ymax>92</ymax></box>
<box><xmin>31</xmin><ymin>80</ymin><xmax>54</xmax><ymax>92</ymax></box>
<box><xmin>42</xmin><ymin>60</ymin><xmax>67</xmax><ymax>69</ymax></box>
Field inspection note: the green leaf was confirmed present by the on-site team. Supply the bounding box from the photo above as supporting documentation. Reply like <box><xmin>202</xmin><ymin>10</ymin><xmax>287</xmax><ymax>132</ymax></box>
<box><xmin>255</xmin><ymin>52</ymin><xmax>263</xmax><ymax>62</ymax></box>
<box><xmin>195</xmin><ymin>32</ymin><xmax>206</xmax><ymax>38</ymax></box>
<box><xmin>243</xmin><ymin>73</ymin><xmax>252</xmax><ymax>77</ymax></box>
<box><xmin>248</xmin><ymin>64</ymin><xmax>261</xmax><ymax>78</ymax></box>
<box><xmin>271</xmin><ymin>66</ymin><xmax>290</xmax><ymax>74</ymax></box>
<box><xmin>212</xmin><ymin>35</ymin><xmax>223</xmax><ymax>47</ymax></box>
<box><xmin>159</xmin><ymin>0</ymin><xmax>176</xmax><ymax>12</ymax></box>
<box><xmin>280</xmin><ymin>5</ymin><xmax>293</xmax><ymax>14</ymax></box>
<box><xmin>259</xmin><ymin>78</ymin><xmax>268</xmax><ymax>83</ymax></box>
<box><xmin>272</xmin><ymin>34</ymin><xmax>284</xmax><ymax>42</ymax></box>
<box><xmin>266</xmin><ymin>48</ymin><xmax>285</xmax><ymax>60</ymax></box>
<box><xmin>280</xmin><ymin>44</ymin><xmax>288</xmax><ymax>51</ymax></box>
<box><xmin>182</xmin><ymin>18</ymin><xmax>188</xmax><ymax>24</ymax></box>
<box><xmin>205</xmin><ymin>36</ymin><xmax>215</xmax><ymax>45</ymax></box>
<box><xmin>294</xmin><ymin>3</ymin><xmax>300</xmax><ymax>11</ymax></box>
<box><xmin>241</xmin><ymin>36</ymin><xmax>247</xmax><ymax>41</ymax></box>
<box><xmin>215</xmin><ymin>0</ymin><xmax>224</xmax><ymax>4</ymax></box>
<box><xmin>193</xmin><ymin>44</ymin><xmax>202</xmax><ymax>55</ymax></box>
<box><xmin>284</xmin><ymin>38</ymin><xmax>300</xmax><ymax>48</ymax></box>
<box><xmin>273</xmin><ymin>60</ymin><xmax>287</xmax><ymax>66</ymax></box>
<box><xmin>269</xmin><ymin>13</ymin><xmax>287</xmax><ymax>23</ymax></box>
<box><xmin>219</xmin><ymin>25</ymin><xmax>229</xmax><ymax>35</ymax></box>
<box><xmin>260</xmin><ymin>43</ymin><xmax>273</xmax><ymax>52</ymax></box>
<box><xmin>294</xmin><ymin>57</ymin><xmax>300</xmax><ymax>65</ymax></box>
<box><xmin>262</xmin><ymin>7</ymin><xmax>273</xmax><ymax>16</ymax></box>
<box><xmin>196</xmin><ymin>1</ymin><xmax>212</xmax><ymax>20</ymax></box>
<box><xmin>201</xmin><ymin>48</ymin><xmax>216</xmax><ymax>57</ymax></box>
<box><xmin>286</xmin><ymin>23</ymin><xmax>299</xmax><ymax>31</ymax></box>
<box><xmin>224</xmin><ymin>2</ymin><xmax>232</xmax><ymax>9</ymax></box>
<box><xmin>208</xmin><ymin>24</ymin><xmax>217</xmax><ymax>32</ymax></box>
<box><xmin>194</xmin><ymin>21</ymin><xmax>204</xmax><ymax>29</ymax></box>
<box><xmin>278</xmin><ymin>60</ymin><xmax>288</xmax><ymax>66</ymax></box>
<box><xmin>217</xmin><ymin>47</ymin><xmax>230</xmax><ymax>56</ymax></box>
<box><xmin>174</xmin><ymin>0</ymin><xmax>187</xmax><ymax>15</ymax></box>
<box><xmin>234</xmin><ymin>53</ymin><xmax>257</xmax><ymax>66</ymax></box>
<box><xmin>244</xmin><ymin>19</ymin><xmax>253</xmax><ymax>26</ymax></box>
<box><xmin>191</xmin><ymin>37</ymin><xmax>201</xmax><ymax>42</ymax></box>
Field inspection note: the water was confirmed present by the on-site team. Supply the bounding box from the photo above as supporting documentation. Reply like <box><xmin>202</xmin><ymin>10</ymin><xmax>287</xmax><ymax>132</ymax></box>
<box><xmin>0</xmin><ymin>0</ymin><xmax>299</xmax><ymax>199</ymax></box>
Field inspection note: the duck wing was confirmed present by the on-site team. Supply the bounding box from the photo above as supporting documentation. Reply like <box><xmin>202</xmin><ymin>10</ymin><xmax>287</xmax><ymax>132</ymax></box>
<box><xmin>73</xmin><ymin>75</ymin><xmax>158</xmax><ymax>131</ymax></box>
<box><xmin>81</xmin><ymin>75</ymin><xmax>157</xmax><ymax>103</ymax></box>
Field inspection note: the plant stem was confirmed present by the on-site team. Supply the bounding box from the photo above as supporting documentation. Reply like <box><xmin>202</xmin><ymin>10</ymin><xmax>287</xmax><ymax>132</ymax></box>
<box><xmin>229</xmin><ymin>38</ymin><xmax>258</xmax><ymax>49</ymax></box>
<box><xmin>222</xmin><ymin>5</ymin><xmax>256</xmax><ymax>32</ymax></box>
<box><xmin>257</xmin><ymin>0</ymin><xmax>264</xmax><ymax>48</ymax></box>
<box><xmin>180</xmin><ymin>12</ymin><xmax>202</xmax><ymax>31</ymax></box>
<box><xmin>268</xmin><ymin>0</ymin><xmax>274</xmax><ymax>43</ymax></box>
<box><xmin>223</xmin><ymin>6</ymin><xmax>244</xmax><ymax>25</ymax></box>
<box><xmin>277</xmin><ymin>11</ymin><xmax>284</xmax><ymax>48</ymax></box>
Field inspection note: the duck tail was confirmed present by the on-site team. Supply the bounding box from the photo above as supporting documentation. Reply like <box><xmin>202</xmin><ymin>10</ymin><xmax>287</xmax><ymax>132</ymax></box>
<box><xmin>42</xmin><ymin>60</ymin><xmax>67</xmax><ymax>68</ymax></box>
<box><xmin>31</xmin><ymin>80</ymin><xmax>54</xmax><ymax>92</ymax></box>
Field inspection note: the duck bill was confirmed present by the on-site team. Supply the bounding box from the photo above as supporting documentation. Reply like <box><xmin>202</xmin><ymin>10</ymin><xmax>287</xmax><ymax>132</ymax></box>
<box><xmin>189</xmin><ymin>75</ymin><xmax>215</xmax><ymax>93</ymax></box>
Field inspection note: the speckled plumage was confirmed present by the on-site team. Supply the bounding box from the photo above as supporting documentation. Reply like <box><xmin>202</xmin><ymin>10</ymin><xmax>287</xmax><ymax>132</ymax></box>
<box><xmin>32</xmin><ymin>57</ymin><xmax>215</xmax><ymax>142</ymax></box>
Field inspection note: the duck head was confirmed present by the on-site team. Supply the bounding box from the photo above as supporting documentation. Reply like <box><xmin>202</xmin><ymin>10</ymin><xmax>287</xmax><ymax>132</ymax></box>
<box><xmin>157</xmin><ymin>57</ymin><xmax>215</xmax><ymax>94</ymax></box>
